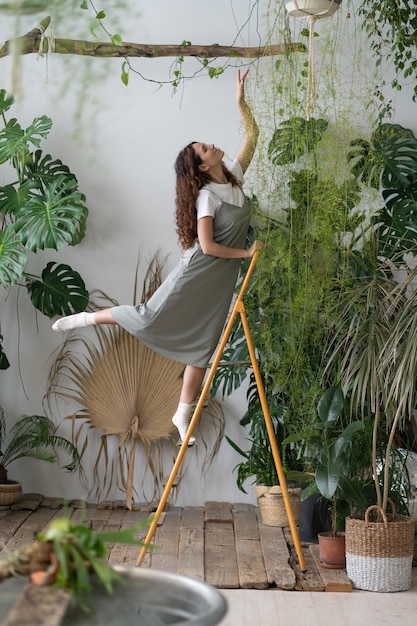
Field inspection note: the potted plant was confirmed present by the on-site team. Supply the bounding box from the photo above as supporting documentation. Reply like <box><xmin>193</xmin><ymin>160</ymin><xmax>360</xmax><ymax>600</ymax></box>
<box><xmin>0</xmin><ymin>88</ymin><xmax>89</xmax><ymax>370</ymax></box>
<box><xmin>286</xmin><ymin>386</ymin><xmax>368</xmax><ymax>568</ymax></box>
<box><xmin>324</xmin><ymin>122</ymin><xmax>417</xmax><ymax>590</ymax></box>
<box><xmin>0</xmin><ymin>407</ymin><xmax>80</xmax><ymax>506</ymax></box>
<box><xmin>224</xmin><ymin>371</ymin><xmax>304</xmax><ymax>527</ymax></box>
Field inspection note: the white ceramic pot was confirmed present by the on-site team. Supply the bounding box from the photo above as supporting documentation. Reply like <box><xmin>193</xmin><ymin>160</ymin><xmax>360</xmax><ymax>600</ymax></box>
<box><xmin>283</xmin><ymin>0</ymin><xmax>342</xmax><ymax>19</ymax></box>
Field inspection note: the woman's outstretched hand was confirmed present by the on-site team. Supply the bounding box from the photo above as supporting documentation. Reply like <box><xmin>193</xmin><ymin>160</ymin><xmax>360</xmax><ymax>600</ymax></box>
<box><xmin>236</xmin><ymin>68</ymin><xmax>250</xmax><ymax>105</ymax></box>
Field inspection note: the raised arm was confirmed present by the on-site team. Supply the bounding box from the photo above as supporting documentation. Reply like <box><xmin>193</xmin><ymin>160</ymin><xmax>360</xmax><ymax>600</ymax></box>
<box><xmin>235</xmin><ymin>69</ymin><xmax>259</xmax><ymax>173</ymax></box>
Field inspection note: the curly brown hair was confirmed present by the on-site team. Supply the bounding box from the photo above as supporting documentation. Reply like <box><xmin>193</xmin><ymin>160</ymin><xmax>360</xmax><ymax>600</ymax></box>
<box><xmin>174</xmin><ymin>142</ymin><xmax>241</xmax><ymax>250</ymax></box>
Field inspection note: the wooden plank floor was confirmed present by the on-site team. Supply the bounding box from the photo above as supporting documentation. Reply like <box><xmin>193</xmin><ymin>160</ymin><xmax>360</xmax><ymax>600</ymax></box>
<box><xmin>0</xmin><ymin>494</ymin><xmax>354</xmax><ymax>592</ymax></box>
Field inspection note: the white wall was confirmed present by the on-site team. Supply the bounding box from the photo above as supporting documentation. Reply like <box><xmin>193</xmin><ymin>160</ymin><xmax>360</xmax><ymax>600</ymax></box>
<box><xmin>0</xmin><ymin>0</ymin><xmax>415</xmax><ymax>506</ymax></box>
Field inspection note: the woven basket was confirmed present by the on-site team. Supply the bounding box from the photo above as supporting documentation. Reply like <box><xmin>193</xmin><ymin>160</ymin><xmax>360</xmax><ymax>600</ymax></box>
<box><xmin>256</xmin><ymin>485</ymin><xmax>301</xmax><ymax>527</ymax></box>
<box><xmin>0</xmin><ymin>481</ymin><xmax>22</xmax><ymax>508</ymax></box>
<box><xmin>345</xmin><ymin>503</ymin><xmax>415</xmax><ymax>592</ymax></box>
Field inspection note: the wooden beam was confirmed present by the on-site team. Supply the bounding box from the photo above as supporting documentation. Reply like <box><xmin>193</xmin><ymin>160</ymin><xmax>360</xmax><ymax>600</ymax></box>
<box><xmin>0</xmin><ymin>16</ymin><xmax>306</xmax><ymax>59</ymax></box>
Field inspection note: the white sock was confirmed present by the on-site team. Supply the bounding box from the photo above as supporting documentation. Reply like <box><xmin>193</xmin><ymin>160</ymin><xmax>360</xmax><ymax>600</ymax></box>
<box><xmin>52</xmin><ymin>312</ymin><xmax>96</xmax><ymax>332</ymax></box>
<box><xmin>172</xmin><ymin>401</ymin><xmax>196</xmax><ymax>444</ymax></box>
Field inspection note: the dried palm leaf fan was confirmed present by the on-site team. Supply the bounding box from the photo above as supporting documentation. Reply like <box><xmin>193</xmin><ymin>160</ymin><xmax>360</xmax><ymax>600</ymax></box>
<box><xmin>46</xmin><ymin>255</ymin><xmax>224</xmax><ymax>509</ymax></box>
<box><xmin>283</xmin><ymin>0</ymin><xmax>343</xmax><ymax>119</ymax></box>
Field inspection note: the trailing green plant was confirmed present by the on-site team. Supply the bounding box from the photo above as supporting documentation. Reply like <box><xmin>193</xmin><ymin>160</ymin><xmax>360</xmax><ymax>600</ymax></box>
<box><xmin>213</xmin><ymin>116</ymin><xmax>364</xmax><ymax>445</ymax></box>
<box><xmin>0</xmin><ymin>407</ymin><xmax>80</xmax><ymax>483</ymax></box>
<box><xmin>0</xmin><ymin>89</ymin><xmax>89</xmax><ymax>368</ymax></box>
<box><xmin>358</xmin><ymin>0</ymin><xmax>417</xmax><ymax>115</ymax></box>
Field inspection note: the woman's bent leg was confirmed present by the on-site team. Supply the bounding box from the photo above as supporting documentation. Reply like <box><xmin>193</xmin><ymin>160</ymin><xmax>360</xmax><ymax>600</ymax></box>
<box><xmin>52</xmin><ymin>308</ymin><xmax>117</xmax><ymax>332</ymax></box>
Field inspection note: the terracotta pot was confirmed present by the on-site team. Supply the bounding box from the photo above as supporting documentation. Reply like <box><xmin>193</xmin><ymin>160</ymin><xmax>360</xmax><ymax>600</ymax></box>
<box><xmin>0</xmin><ymin>480</ymin><xmax>22</xmax><ymax>508</ymax></box>
<box><xmin>255</xmin><ymin>485</ymin><xmax>301</xmax><ymax>527</ymax></box>
<box><xmin>318</xmin><ymin>531</ymin><xmax>346</xmax><ymax>569</ymax></box>
<box><xmin>30</xmin><ymin>554</ymin><xmax>58</xmax><ymax>586</ymax></box>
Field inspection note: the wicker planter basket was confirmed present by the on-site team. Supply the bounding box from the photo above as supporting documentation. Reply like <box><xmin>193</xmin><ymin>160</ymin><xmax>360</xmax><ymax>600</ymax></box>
<box><xmin>255</xmin><ymin>485</ymin><xmax>301</xmax><ymax>527</ymax></box>
<box><xmin>0</xmin><ymin>480</ymin><xmax>22</xmax><ymax>508</ymax></box>
<box><xmin>345</xmin><ymin>503</ymin><xmax>415</xmax><ymax>592</ymax></box>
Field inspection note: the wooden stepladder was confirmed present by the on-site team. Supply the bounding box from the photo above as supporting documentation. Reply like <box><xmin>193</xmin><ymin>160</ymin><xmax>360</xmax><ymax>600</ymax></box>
<box><xmin>136</xmin><ymin>248</ymin><xmax>307</xmax><ymax>572</ymax></box>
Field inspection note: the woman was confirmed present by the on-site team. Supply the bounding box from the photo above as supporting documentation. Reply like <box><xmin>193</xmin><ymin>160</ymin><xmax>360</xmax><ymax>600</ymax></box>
<box><xmin>52</xmin><ymin>69</ymin><xmax>260</xmax><ymax>444</ymax></box>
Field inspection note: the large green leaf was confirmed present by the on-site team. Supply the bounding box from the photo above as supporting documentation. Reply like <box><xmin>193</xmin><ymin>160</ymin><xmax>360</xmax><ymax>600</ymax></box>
<box><xmin>26</xmin><ymin>262</ymin><xmax>89</xmax><ymax>317</ymax></box>
<box><xmin>349</xmin><ymin>123</ymin><xmax>417</xmax><ymax>190</ymax></box>
<box><xmin>316</xmin><ymin>461</ymin><xmax>340</xmax><ymax>500</ymax></box>
<box><xmin>379</xmin><ymin>124</ymin><xmax>417</xmax><ymax>190</ymax></box>
<box><xmin>268</xmin><ymin>117</ymin><xmax>328</xmax><ymax>165</ymax></box>
<box><xmin>0</xmin><ymin>89</ymin><xmax>14</xmax><ymax>116</ymax></box>
<box><xmin>375</xmin><ymin>181</ymin><xmax>417</xmax><ymax>257</ymax></box>
<box><xmin>13</xmin><ymin>175</ymin><xmax>88</xmax><ymax>251</ymax></box>
<box><xmin>329</xmin><ymin>421</ymin><xmax>365</xmax><ymax>465</ymax></box>
<box><xmin>0</xmin><ymin>224</ymin><xmax>27</xmax><ymax>288</ymax></box>
<box><xmin>0</xmin><ymin>115</ymin><xmax>52</xmax><ymax>164</ymax></box>
<box><xmin>0</xmin><ymin>179</ymin><xmax>36</xmax><ymax>216</ymax></box>
<box><xmin>23</xmin><ymin>150</ymin><xmax>72</xmax><ymax>190</ymax></box>
<box><xmin>0</xmin><ymin>183</ymin><xmax>20</xmax><ymax>215</ymax></box>
<box><xmin>317</xmin><ymin>386</ymin><xmax>344</xmax><ymax>429</ymax></box>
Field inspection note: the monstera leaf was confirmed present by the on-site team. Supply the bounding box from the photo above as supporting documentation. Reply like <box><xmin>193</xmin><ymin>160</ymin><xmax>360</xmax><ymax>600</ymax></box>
<box><xmin>0</xmin><ymin>115</ymin><xmax>52</xmax><ymax>164</ymax></box>
<box><xmin>0</xmin><ymin>89</ymin><xmax>14</xmax><ymax>116</ymax></box>
<box><xmin>0</xmin><ymin>179</ymin><xmax>39</xmax><ymax>216</ymax></box>
<box><xmin>374</xmin><ymin>181</ymin><xmax>417</xmax><ymax>257</ymax></box>
<box><xmin>13</xmin><ymin>175</ymin><xmax>88</xmax><ymax>251</ymax></box>
<box><xmin>23</xmin><ymin>149</ymin><xmax>72</xmax><ymax>191</ymax></box>
<box><xmin>268</xmin><ymin>117</ymin><xmax>329</xmax><ymax>165</ymax></box>
<box><xmin>349</xmin><ymin>123</ymin><xmax>417</xmax><ymax>190</ymax></box>
<box><xmin>380</xmin><ymin>124</ymin><xmax>417</xmax><ymax>189</ymax></box>
<box><xmin>0</xmin><ymin>224</ymin><xmax>27</xmax><ymax>289</ymax></box>
<box><xmin>26</xmin><ymin>262</ymin><xmax>89</xmax><ymax>317</ymax></box>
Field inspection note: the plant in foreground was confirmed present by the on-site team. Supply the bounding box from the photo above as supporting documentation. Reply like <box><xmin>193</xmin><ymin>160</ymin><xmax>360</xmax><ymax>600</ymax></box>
<box><xmin>0</xmin><ymin>512</ymin><xmax>151</xmax><ymax>610</ymax></box>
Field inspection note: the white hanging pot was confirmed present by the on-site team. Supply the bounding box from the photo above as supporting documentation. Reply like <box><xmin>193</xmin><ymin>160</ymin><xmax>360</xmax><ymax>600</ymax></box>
<box><xmin>283</xmin><ymin>0</ymin><xmax>342</xmax><ymax>119</ymax></box>
<box><xmin>284</xmin><ymin>0</ymin><xmax>342</xmax><ymax>19</ymax></box>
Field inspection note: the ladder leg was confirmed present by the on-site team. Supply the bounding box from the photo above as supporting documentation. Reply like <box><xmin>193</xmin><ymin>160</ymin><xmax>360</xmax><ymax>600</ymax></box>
<box><xmin>136</xmin><ymin>277</ymin><xmax>246</xmax><ymax>565</ymax></box>
<box><xmin>238</xmin><ymin>302</ymin><xmax>307</xmax><ymax>572</ymax></box>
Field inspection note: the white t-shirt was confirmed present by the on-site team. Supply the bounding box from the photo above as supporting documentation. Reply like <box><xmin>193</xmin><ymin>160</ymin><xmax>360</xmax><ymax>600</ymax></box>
<box><xmin>195</xmin><ymin>159</ymin><xmax>245</xmax><ymax>220</ymax></box>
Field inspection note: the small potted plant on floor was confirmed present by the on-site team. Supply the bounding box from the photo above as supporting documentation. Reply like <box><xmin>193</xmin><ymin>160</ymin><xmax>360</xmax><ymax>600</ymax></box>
<box><xmin>226</xmin><ymin>372</ymin><xmax>303</xmax><ymax>527</ymax></box>
<box><xmin>0</xmin><ymin>407</ymin><xmax>80</xmax><ymax>507</ymax></box>
<box><xmin>286</xmin><ymin>386</ymin><xmax>367</xmax><ymax>568</ymax></box>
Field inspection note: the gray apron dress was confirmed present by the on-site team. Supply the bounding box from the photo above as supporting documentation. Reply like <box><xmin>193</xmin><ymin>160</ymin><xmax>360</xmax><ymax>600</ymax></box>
<box><xmin>112</xmin><ymin>195</ymin><xmax>250</xmax><ymax>368</ymax></box>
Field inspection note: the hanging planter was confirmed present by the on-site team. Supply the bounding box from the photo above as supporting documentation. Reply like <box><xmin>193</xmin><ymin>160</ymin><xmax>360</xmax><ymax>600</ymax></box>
<box><xmin>283</xmin><ymin>0</ymin><xmax>343</xmax><ymax>119</ymax></box>
<box><xmin>283</xmin><ymin>0</ymin><xmax>342</xmax><ymax>18</ymax></box>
